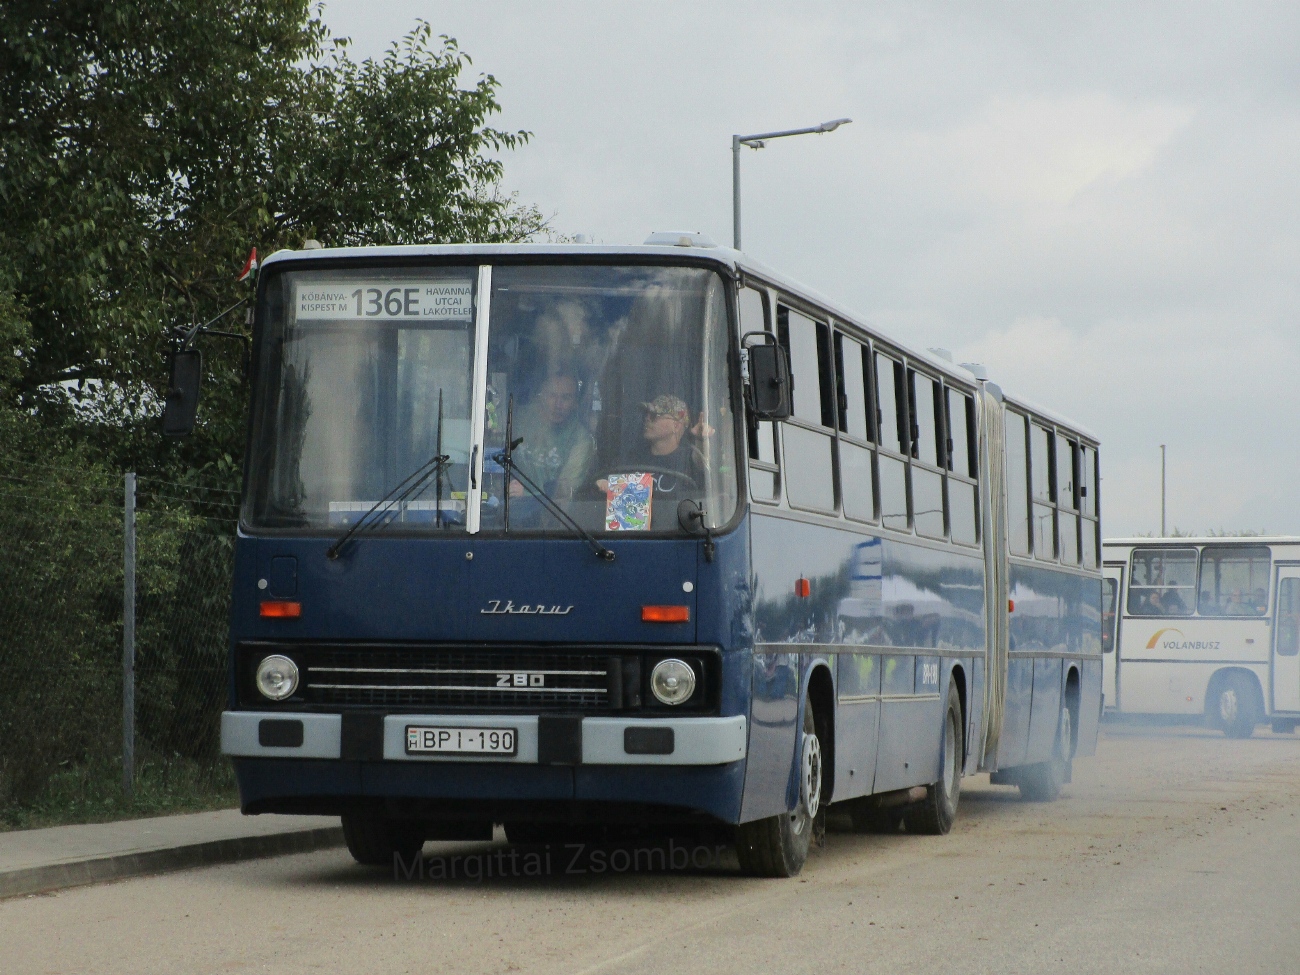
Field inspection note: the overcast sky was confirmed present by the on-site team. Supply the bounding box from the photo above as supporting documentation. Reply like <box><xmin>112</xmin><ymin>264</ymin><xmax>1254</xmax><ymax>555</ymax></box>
<box><xmin>321</xmin><ymin>1</ymin><xmax>1300</xmax><ymax>537</ymax></box>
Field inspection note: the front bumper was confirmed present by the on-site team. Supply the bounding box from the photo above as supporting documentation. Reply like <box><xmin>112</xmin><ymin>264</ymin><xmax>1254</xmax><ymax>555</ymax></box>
<box><xmin>220</xmin><ymin>711</ymin><xmax>747</xmax><ymax>766</ymax></box>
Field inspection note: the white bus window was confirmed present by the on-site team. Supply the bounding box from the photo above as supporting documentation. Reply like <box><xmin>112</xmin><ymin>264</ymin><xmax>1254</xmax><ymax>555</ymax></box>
<box><xmin>1128</xmin><ymin>547</ymin><xmax>1197</xmax><ymax>616</ymax></box>
<box><xmin>784</xmin><ymin>424</ymin><xmax>836</xmax><ymax>513</ymax></box>
<box><xmin>1082</xmin><ymin>517</ymin><xmax>1098</xmax><ymax>568</ymax></box>
<box><xmin>947</xmin><ymin>389</ymin><xmax>974</xmax><ymax>478</ymax></box>
<box><xmin>1198</xmin><ymin>545</ymin><xmax>1271</xmax><ymax>617</ymax></box>
<box><xmin>910</xmin><ymin>372</ymin><xmax>941</xmax><ymax>467</ymax></box>
<box><xmin>1031</xmin><ymin>424</ymin><xmax>1052</xmax><ymax>502</ymax></box>
<box><xmin>875</xmin><ymin>353</ymin><xmax>906</xmax><ymax>455</ymax></box>
<box><xmin>837</xmin><ymin>335</ymin><xmax>870</xmax><ymax>443</ymax></box>
<box><xmin>840</xmin><ymin>441</ymin><xmax>875</xmax><ymax>523</ymax></box>
<box><xmin>913</xmin><ymin>467</ymin><xmax>945</xmax><ymax>539</ymax></box>
<box><xmin>949</xmin><ymin>479</ymin><xmax>978</xmax><ymax>545</ymax></box>
<box><xmin>1278</xmin><ymin>578</ymin><xmax>1300</xmax><ymax>656</ymax></box>
<box><xmin>1059</xmin><ymin>512</ymin><xmax>1080</xmax><ymax>565</ymax></box>
<box><xmin>1033</xmin><ymin>503</ymin><xmax>1056</xmax><ymax>560</ymax></box>
<box><xmin>1005</xmin><ymin>412</ymin><xmax>1030</xmax><ymax>556</ymax></box>
<box><xmin>879</xmin><ymin>453</ymin><xmax>908</xmax><ymax>531</ymax></box>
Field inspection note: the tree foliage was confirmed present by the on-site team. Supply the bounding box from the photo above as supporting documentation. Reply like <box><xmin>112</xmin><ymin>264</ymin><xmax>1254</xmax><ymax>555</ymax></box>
<box><xmin>0</xmin><ymin>1</ymin><xmax>542</xmax><ymax>481</ymax></box>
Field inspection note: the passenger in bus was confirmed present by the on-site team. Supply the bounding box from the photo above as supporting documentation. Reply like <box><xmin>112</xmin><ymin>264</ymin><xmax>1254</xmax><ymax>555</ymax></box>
<box><xmin>1252</xmin><ymin>588</ymin><xmax>1268</xmax><ymax>614</ymax></box>
<box><xmin>1223</xmin><ymin>588</ymin><xmax>1251</xmax><ymax>615</ymax></box>
<box><xmin>1147</xmin><ymin>588</ymin><xmax>1187</xmax><ymax>616</ymax></box>
<box><xmin>508</xmin><ymin>372</ymin><xmax>595</xmax><ymax>502</ymax></box>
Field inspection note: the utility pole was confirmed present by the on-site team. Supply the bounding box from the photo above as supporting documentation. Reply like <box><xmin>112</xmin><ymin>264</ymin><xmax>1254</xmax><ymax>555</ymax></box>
<box><xmin>1160</xmin><ymin>444</ymin><xmax>1166</xmax><ymax>537</ymax></box>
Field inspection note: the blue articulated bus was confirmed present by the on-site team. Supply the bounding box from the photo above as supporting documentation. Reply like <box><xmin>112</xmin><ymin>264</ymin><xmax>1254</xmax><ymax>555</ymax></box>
<box><xmin>196</xmin><ymin>236</ymin><xmax>1103</xmax><ymax>877</ymax></box>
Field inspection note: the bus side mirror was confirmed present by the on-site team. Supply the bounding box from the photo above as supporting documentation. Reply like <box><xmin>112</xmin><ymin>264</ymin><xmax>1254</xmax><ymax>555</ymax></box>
<box><xmin>746</xmin><ymin>342</ymin><xmax>792</xmax><ymax>420</ymax></box>
<box><xmin>163</xmin><ymin>349</ymin><xmax>203</xmax><ymax>438</ymax></box>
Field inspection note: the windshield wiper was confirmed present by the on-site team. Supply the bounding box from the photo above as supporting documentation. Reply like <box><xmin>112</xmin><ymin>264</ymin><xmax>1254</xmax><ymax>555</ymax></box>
<box><xmin>326</xmin><ymin>452</ymin><xmax>451</xmax><ymax>560</ymax></box>
<box><xmin>496</xmin><ymin>396</ymin><xmax>615</xmax><ymax>562</ymax></box>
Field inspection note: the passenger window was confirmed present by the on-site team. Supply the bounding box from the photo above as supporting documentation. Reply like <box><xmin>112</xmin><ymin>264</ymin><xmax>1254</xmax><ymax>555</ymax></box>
<box><xmin>741</xmin><ymin>287</ymin><xmax>779</xmax><ymax>501</ymax></box>
<box><xmin>875</xmin><ymin>353</ymin><xmax>906</xmax><ymax>455</ymax></box>
<box><xmin>946</xmin><ymin>389</ymin><xmax>974</xmax><ymax>478</ymax></box>
<box><xmin>1082</xmin><ymin>445</ymin><xmax>1098</xmax><ymax>517</ymax></box>
<box><xmin>913</xmin><ymin>467</ymin><xmax>945</xmax><ymax>538</ymax></box>
<box><xmin>1031</xmin><ymin>424</ymin><xmax>1052</xmax><ymax>502</ymax></box>
<box><xmin>840</xmin><ymin>441</ymin><xmax>875</xmax><ymax>522</ymax></box>
<box><xmin>836</xmin><ymin>335</ymin><xmax>870</xmax><ymax>442</ymax></box>
<box><xmin>1081</xmin><ymin>518</ymin><xmax>1098</xmax><ymax>568</ymax></box>
<box><xmin>1056</xmin><ymin>434</ymin><xmax>1077</xmax><ymax>510</ymax></box>
<box><xmin>910</xmin><ymin>371</ymin><xmax>941</xmax><ymax>467</ymax></box>
<box><xmin>949</xmin><ymin>479</ymin><xmax>977</xmax><ymax>545</ymax></box>
<box><xmin>777</xmin><ymin>307</ymin><xmax>833</xmax><ymax>428</ymax></box>
<box><xmin>1005</xmin><ymin>412</ymin><xmax>1030</xmax><ymax>556</ymax></box>
<box><xmin>878</xmin><ymin>454</ymin><xmax>908</xmax><ymax>531</ymax></box>
<box><xmin>784</xmin><ymin>425</ymin><xmax>836</xmax><ymax>513</ymax></box>
<box><xmin>1127</xmin><ymin>547</ymin><xmax>1197</xmax><ymax>616</ymax></box>
<box><xmin>1278</xmin><ymin>578</ymin><xmax>1300</xmax><ymax>657</ymax></box>
<box><xmin>1058</xmin><ymin>511</ymin><xmax>1079</xmax><ymax>565</ymax></box>
<box><xmin>1198</xmin><ymin>545</ymin><xmax>1271</xmax><ymax>617</ymax></box>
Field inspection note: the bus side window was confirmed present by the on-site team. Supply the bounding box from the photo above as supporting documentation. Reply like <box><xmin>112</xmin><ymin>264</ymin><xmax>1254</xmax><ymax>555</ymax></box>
<box><xmin>1127</xmin><ymin>547</ymin><xmax>1197</xmax><ymax>616</ymax></box>
<box><xmin>1030</xmin><ymin>423</ymin><xmax>1056</xmax><ymax>560</ymax></box>
<box><xmin>1056</xmin><ymin>433</ymin><xmax>1079</xmax><ymax>565</ymax></box>
<box><xmin>1278</xmin><ymin>578</ymin><xmax>1300</xmax><ymax>656</ymax></box>
<box><xmin>875</xmin><ymin>351</ymin><xmax>909</xmax><ymax>531</ymax></box>
<box><xmin>1197</xmin><ymin>545</ymin><xmax>1271</xmax><ymax>617</ymax></box>
<box><xmin>741</xmin><ymin>287</ymin><xmax>779</xmax><ymax>502</ymax></box>
<box><xmin>909</xmin><ymin>369</ymin><xmax>945</xmax><ymax>539</ymax></box>
<box><xmin>836</xmin><ymin>333</ymin><xmax>876</xmax><ymax>523</ymax></box>
<box><xmin>1081</xmin><ymin>445</ymin><xmax>1100</xmax><ymax>567</ymax></box>
<box><xmin>946</xmin><ymin>388</ymin><xmax>978</xmax><ymax>546</ymax></box>
<box><xmin>1005</xmin><ymin>412</ymin><xmax>1031</xmax><ymax>556</ymax></box>
<box><xmin>778</xmin><ymin>305</ymin><xmax>836</xmax><ymax>513</ymax></box>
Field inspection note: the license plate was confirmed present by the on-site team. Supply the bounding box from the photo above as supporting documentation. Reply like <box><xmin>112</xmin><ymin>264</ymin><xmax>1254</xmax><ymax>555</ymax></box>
<box><xmin>405</xmin><ymin>725</ymin><xmax>517</xmax><ymax>756</ymax></box>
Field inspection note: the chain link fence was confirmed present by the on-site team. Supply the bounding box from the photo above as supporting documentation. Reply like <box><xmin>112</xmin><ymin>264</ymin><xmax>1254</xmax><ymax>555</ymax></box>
<box><xmin>0</xmin><ymin>465</ymin><xmax>240</xmax><ymax>829</ymax></box>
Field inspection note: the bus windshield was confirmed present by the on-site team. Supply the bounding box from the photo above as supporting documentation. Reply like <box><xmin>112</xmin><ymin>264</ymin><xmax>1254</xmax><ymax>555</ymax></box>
<box><xmin>243</xmin><ymin>262</ymin><xmax>738</xmax><ymax>535</ymax></box>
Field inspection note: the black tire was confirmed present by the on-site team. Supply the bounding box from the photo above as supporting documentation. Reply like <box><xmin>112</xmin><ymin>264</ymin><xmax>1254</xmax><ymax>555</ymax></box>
<box><xmin>905</xmin><ymin>681</ymin><xmax>964</xmax><ymax>835</ymax></box>
<box><xmin>1212</xmin><ymin>674</ymin><xmax>1260</xmax><ymax>739</ymax></box>
<box><xmin>735</xmin><ymin>696</ymin><xmax>822</xmax><ymax>877</ymax></box>
<box><xmin>1019</xmin><ymin>703</ymin><xmax>1072</xmax><ymax>802</ymax></box>
<box><xmin>341</xmin><ymin>814</ymin><xmax>425</xmax><ymax>867</ymax></box>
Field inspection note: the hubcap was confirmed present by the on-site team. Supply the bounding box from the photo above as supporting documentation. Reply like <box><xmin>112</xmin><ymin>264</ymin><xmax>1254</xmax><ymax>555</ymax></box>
<box><xmin>1220</xmin><ymin>688</ymin><xmax>1239</xmax><ymax>724</ymax></box>
<box><xmin>799</xmin><ymin>730</ymin><xmax>823</xmax><ymax>822</ymax></box>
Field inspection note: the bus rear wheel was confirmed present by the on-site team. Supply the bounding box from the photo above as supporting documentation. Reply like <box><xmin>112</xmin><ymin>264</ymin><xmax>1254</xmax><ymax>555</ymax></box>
<box><xmin>735</xmin><ymin>697</ymin><xmax>821</xmax><ymax>877</ymax></box>
<box><xmin>1019</xmin><ymin>704</ymin><xmax>1072</xmax><ymax>802</ymax></box>
<box><xmin>341</xmin><ymin>814</ymin><xmax>425</xmax><ymax>866</ymax></box>
<box><xmin>905</xmin><ymin>681</ymin><xmax>964</xmax><ymax>835</ymax></box>
<box><xmin>1212</xmin><ymin>674</ymin><xmax>1260</xmax><ymax>739</ymax></box>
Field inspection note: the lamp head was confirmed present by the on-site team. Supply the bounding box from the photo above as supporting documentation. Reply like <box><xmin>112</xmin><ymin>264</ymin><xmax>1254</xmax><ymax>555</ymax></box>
<box><xmin>818</xmin><ymin>118</ymin><xmax>852</xmax><ymax>133</ymax></box>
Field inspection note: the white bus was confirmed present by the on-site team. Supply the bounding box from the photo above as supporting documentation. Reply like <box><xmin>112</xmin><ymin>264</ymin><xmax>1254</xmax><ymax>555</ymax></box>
<box><xmin>1101</xmin><ymin>538</ymin><xmax>1300</xmax><ymax>737</ymax></box>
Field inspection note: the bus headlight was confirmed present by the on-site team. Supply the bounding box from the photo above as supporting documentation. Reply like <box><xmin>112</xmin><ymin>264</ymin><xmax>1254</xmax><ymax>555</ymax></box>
<box><xmin>255</xmin><ymin>654</ymin><xmax>300</xmax><ymax>701</ymax></box>
<box><xmin>650</xmin><ymin>658</ymin><xmax>696</xmax><ymax>706</ymax></box>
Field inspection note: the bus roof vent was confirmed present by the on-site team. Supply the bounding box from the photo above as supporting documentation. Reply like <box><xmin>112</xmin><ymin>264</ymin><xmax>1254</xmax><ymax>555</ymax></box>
<box><xmin>959</xmin><ymin>362</ymin><xmax>989</xmax><ymax>381</ymax></box>
<box><xmin>928</xmin><ymin>347</ymin><xmax>954</xmax><ymax>362</ymax></box>
<box><xmin>644</xmin><ymin>231</ymin><xmax>718</xmax><ymax>248</ymax></box>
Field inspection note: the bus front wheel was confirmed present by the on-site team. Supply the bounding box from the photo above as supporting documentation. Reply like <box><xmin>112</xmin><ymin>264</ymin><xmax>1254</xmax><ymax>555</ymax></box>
<box><xmin>341</xmin><ymin>814</ymin><xmax>425</xmax><ymax>867</ymax></box>
<box><xmin>735</xmin><ymin>697</ymin><xmax>822</xmax><ymax>877</ymax></box>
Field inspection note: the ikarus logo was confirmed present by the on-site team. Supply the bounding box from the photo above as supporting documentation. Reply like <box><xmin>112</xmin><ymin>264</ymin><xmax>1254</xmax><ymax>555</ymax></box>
<box><xmin>1146</xmin><ymin>627</ymin><xmax>1220</xmax><ymax>651</ymax></box>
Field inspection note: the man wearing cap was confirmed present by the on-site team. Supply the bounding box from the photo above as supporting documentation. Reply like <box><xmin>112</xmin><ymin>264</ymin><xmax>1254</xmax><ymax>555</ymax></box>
<box><xmin>637</xmin><ymin>393</ymin><xmax>711</xmax><ymax>485</ymax></box>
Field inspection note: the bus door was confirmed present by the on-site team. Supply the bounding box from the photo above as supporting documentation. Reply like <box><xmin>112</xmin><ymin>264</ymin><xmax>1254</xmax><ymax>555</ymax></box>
<box><xmin>1101</xmin><ymin>566</ymin><xmax>1123</xmax><ymax>710</ymax></box>
<box><xmin>1271</xmin><ymin>566</ymin><xmax>1300</xmax><ymax>713</ymax></box>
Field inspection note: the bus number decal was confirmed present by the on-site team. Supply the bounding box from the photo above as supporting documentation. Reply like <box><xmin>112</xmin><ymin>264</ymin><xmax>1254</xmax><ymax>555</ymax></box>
<box><xmin>497</xmin><ymin>673</ymin><xmax>546</xmax><ymax>688</ymax></box>
<box><xmin>921</xmin><ymin>662</ymin><xmax>939</xmax><ymax>687</ymax></box>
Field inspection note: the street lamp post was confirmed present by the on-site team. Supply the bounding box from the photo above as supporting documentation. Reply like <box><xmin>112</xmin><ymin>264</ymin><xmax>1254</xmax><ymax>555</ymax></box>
<box><xmin>732</xmin><ymin>118</ymin><xmax>852</xmax><ymax>250</ymax></box>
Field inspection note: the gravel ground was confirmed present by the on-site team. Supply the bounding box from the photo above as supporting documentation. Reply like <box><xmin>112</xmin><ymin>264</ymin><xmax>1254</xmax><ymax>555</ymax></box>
<box><xmin>4</xmin><ymin>723</ymin><xmax>1298</xmax><ymax>975</ymax></box>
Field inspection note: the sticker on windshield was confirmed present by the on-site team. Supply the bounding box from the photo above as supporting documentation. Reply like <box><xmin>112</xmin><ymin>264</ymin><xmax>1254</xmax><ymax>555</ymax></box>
<box><xmin>294</xmin><ymin>280</ymin><xmax>473</xmax><ymax>322</ymax></box>
<box><xmin>605</xmin><ymin>472</ymin><xmax>653</xmax><ymax>531</ymax></box>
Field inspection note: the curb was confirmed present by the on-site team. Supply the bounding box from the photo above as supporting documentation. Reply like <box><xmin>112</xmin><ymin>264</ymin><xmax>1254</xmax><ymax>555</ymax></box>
<box><xmin>0</xmin><ymin>825</ymin><xmax>344</xmax><ymax>900</ymax></box>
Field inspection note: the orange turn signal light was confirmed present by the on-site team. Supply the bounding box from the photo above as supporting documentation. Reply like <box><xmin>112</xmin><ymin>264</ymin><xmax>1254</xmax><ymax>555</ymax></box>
<box><xmin>642</xmin><ymin>605</ymin><xmax>690</xmax><ymax>623</ymax></box>
<box><xmin>795</xmin><ymin>578</ymin><xmax>811</xmax><ymax>598</ymax></box>
<box><xmin>260</xmin><ymin>600</ymin><xmax>302</xmax><ymax>619</ymax></box>
<box><xmin>1008</xmin><ymin>599</ymin><xmax>1015</xmax><ymax>613</ymax></box>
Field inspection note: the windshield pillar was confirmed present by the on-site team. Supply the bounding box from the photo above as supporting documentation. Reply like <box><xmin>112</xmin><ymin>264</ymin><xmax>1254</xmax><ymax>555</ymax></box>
<box><xmin>466</xmin><ymin>264</ymin><xmax>494</xmax><ymax>534</ymax></box>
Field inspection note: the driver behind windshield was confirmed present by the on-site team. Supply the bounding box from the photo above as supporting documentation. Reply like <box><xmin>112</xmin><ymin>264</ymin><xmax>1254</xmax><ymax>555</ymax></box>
<box><xmin>635</xmin><ymin>394</ymin><xmax>710</xmax><ymax>481</ymax></box>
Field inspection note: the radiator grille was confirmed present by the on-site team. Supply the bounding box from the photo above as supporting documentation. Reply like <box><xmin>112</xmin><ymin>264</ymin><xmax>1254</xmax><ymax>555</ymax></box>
<box><xmin>301</xmin><ymin>647</ymin><xmax>613</xmax><ymax>711</ymax></box>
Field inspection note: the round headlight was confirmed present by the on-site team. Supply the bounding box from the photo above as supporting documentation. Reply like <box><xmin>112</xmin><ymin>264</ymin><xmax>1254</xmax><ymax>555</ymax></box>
<box><xmin>255</xmin><ymin>654</ymin><xmax>299</xmax><ymax>701</ymax></box>
<box><xmin>650</xmin><ymin>658</ymin><xmax>696</xmax><ymax>706</ymax></box>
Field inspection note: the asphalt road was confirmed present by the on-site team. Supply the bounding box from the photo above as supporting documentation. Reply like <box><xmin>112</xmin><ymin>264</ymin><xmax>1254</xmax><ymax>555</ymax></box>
<box><xmin>5</xmin><ymin>724</ymin><xmax>1299</xmax><ymax>975</ymax></box>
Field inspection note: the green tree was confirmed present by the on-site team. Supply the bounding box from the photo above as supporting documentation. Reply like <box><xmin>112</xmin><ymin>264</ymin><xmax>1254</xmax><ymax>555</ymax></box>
<box><xmin>0</xmin><ymin>1</ymin><xmax>542</xmax><ymax>482</ymax></box>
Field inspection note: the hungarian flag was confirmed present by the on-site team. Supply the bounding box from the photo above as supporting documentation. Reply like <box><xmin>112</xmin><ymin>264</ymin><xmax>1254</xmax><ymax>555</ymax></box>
<box><xmin>238</xmin><ymin>248</ymin><xmax>259</xmax><ymax>282</ymax></box>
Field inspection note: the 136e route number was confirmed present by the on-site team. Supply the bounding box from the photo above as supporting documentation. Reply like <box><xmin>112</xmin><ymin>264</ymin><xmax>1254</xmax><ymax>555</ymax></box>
<box><xmin>353</xmin><ymin>287</ymin><xmax>421</xmax><ymax>317</ymax></box>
